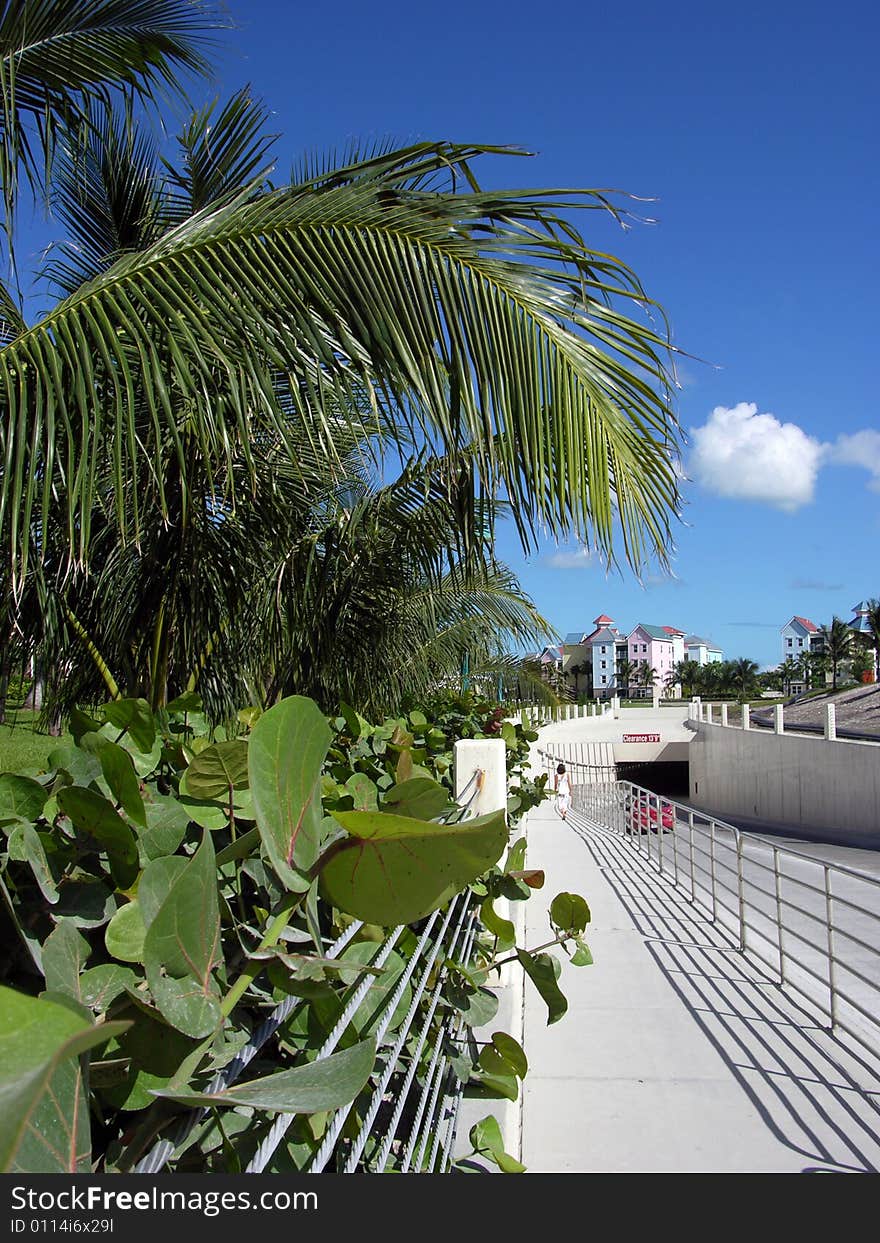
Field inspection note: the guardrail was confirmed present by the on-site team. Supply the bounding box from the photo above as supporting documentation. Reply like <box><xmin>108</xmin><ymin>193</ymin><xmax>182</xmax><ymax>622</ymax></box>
<box><xmin>538</xmin><ymin>749</ymin><xmax>880</xmax><ymax>1059</ymax></box>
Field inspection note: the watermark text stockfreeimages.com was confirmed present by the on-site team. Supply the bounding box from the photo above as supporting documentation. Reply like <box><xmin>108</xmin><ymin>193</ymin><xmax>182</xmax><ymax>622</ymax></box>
<box><xmin>10</xmin><ymin>1186</ymin><xmax>317</xmax><ymax>1220</ymax></box>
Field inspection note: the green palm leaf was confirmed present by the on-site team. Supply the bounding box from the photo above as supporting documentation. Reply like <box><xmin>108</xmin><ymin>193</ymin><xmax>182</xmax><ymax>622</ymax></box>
<box><xmin>0</xmin><ymin>0</ymin><xmax>219</xmax><ymax>223</ymax></box>
<box><xmin>1</xmin><ymin>142</ymin><xmax>682</xmax><ymax>589</ymax></box>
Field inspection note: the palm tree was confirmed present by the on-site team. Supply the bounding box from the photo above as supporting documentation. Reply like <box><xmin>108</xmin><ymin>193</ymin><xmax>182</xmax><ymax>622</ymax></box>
<box><xmin>794</xmin><ymin>649</ymin><xmax>812</xmax><ymax>691</ymax></box>
<box><xmin>672</xmin><ymin>658</ymin><xmax>701</xmax><ymax>698</ymax></box>
<box><xmin>0</xmin><ymin>1</ymin><xmax>218</xmax><ymax>290</ymax></box>
<box><xmin>693</xmin><ymin>661</ymin><xmax>722</xmax><ymax>698</ymax></box>
<box><xmin>1</xmin><ymin>55</ymin><xmax>683</xmax><ymax>611</ymax></box>
<box><xmin>866</xmin><ymin>599</ymin><xmax>880</xmax><ymax>680</ymax></box>
<box><xmin>633</xmin><ymin>660</ymin><xmax>657</xmax><ymax>697</ymax></box>
<box><xmin>615</xmin><ymin>656</ymin><xmax>635</xmax><ymax>698</ymax></box>
<box><xmin>820</xmin><ymin>617</ymin><xmax>852</xmax><ymax>691</ymax></box>
<box><xmin>730</xmin><ymin>657</ymin><xmax>759</xmax><ymax>700</ymax></box>
<box><xmin>778</xmin><ymin>657</ymin><xmax>798</xmax><ymax>696</ymax></box>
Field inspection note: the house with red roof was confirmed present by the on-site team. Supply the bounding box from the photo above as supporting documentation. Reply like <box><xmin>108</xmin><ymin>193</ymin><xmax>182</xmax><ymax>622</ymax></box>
<box><xmin>781</xmin><ymin>615</ymin><xmax>820</xmax><ymax>664</ymax></box>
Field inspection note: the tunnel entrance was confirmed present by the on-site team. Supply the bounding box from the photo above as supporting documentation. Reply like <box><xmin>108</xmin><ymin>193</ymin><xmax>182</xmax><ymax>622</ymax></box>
<box><xmin>615</xmin><ymin>760</ymin><xmax>689</xmax><ymax>799</ymax></box>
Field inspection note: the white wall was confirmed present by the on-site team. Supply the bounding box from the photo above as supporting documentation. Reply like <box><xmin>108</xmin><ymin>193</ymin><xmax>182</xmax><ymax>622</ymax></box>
<box><xmin>689</xmin><ymin>721</ymin><xmax>880</xmax><ymax>847</ymax></box>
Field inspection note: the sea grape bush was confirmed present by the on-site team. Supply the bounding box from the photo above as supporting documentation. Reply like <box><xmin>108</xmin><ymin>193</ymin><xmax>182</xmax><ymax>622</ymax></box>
<box><xmin>0</xmin><ymin>691</ymin><xmax>590</xmax><ymax>1173</ymax></box>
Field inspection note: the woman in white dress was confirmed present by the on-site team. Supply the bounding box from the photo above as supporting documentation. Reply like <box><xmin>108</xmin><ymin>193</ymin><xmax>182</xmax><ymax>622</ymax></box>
<box><xmin>554</xmin><ymin>763</ymin><xmax>572</xmax><ymax>821</ymax></box>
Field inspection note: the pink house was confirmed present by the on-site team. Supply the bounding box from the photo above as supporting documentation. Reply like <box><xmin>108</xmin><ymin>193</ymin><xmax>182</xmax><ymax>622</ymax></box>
<box><xmin>627</xmin><ymin>623</ymin><xmax>677</xmax><ymax>693</ymax></box>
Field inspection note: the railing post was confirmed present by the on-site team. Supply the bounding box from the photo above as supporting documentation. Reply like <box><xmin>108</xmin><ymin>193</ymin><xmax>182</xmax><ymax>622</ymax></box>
<box><xmin>655</xmin><ymin>792</ymin><xmax>664</xmax><ymax>874</ymax></box>
<box><xmin>721</xmin><ymin>702</ymin><xmax>729</xmax><ymax>727</ymax></box>
<box><xmin>688</xmin><ymin>810</ymin><xmax>696</xmax><ymax>900</ymax></box>
<box><xmin>825</xmin><ymin>703</ymin><xmax>836</xmax><ymax>741</ymax></box>
<box><xmin>774</xmin><ymin>847</ymin><xmax>784</xmax><ymax>984</ymax></box>
<box><xmin>736</xmin><ymin>834</ymin><xmax>747</xmax><ymax>952</ymax></box>
<box><xmin>742</xmin><ymin>704</ymin><xmax>750</xmax><ymax>730</ymax></box>
<box><xmin>774</xmin><ymin>704</ymin><xmax>784</xmax><ymax>735</ymax></box>
<box><xmin>453</xmin><ymin>739</ymin><xmax>507</xmax><ymax>817</ymax></box>
<box><xmin>709</xmin><ymin>820</ymin><xmax>717</xmax><ymax>921</ymax></box>
<box><xmin>825</xmin><ymin>865</ymin><xmax>837</xmax><ymax>1030</ymax></box>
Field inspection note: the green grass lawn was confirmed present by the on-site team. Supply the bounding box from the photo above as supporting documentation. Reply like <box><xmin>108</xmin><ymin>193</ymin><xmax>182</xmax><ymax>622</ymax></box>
<box><xmin>0</xmin><ymin>709</ymin><xmax>72</xmax><ymax>774</ymax></box>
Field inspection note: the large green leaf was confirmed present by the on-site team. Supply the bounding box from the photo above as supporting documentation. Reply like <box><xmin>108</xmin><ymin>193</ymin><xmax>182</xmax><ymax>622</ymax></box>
<box><xmin>80</xmin><ymin>735</ymin><xmax>146</xmax><ymax>827</ymax></box>
<box><xmin>516</xmin><ymin>949</ymin><xmax>568</xmax><ymax>1025</ymax></box>
<box><xmin>101</xmin><ymin>698</ymin><xmax>156</xmax><ymax>752</ymax></box>
<box><xmin>335</xmin><ymin>943</ymin><xmax>411</xmax><ymax>1036</ymax></box>
<box><xmin>139</xmin><ymin>794</ymin><xmax>190</xmax><ymax>861</ymax></box>
<box><xmin>549</xmin><ymin>892</ymin><xmax>591</xmax><ymax>936</ymax></box>
<box><xmin>181</xmin><ymin>740</ymin><xmax>249</xmax><ymax>799</ymax></box>
<box><xmin>143</xmin><ymin>832</ymin><xmax>222</xmax><ymax>1037</ymax></box>
<box><xmin>41</xmin><ymin>919</ymin><xmax>90</xmax><ymax>996</ymax></box>
<box><xmin>0</xmin><ymin>987</ymin><xmax>128</xmax><ymax>1173</ymax></box>
<box><xmin>0</xmin><ymin>774</ymin><xmax>48</xmax><ymax>824</ymax></box>
<box><xmin>468</xmin><ymin>1114</ymin><xmax>526</xmax><ymax>1174</ymax></box>
<box><xmin>9</xmin><ymin>824</ymin><xmax>59</xmax><ymax>903</ymax></box>
<box><xmin>138</xmin><ymin>856</ymin><xmax>188</xmax><ymax>927</ymax></box>
<box><xmin>480</xmin><ymin>898</ymin><xmax>516</xmax><ymax>950</ymax></box>
<box><xmin>55</xmin><ymin>787</ymin><xmax>138</xmax><ymax>888</ymax></box>
<box><xmin>152</xmin><ymin>1037</ymin><xmax>376</xmax><ymax>1113</ymax></box>
<box><xmin>249</xmin><ymin>696</ymin><xmax>332</xmax><ymax>891</ymax></box>
<box><xmin>381</xmin><ymin>777</ymin><xmax>455</xmax><ymax>820</ymax></box>
<box><xmin>104</xmin><ymin>901</ymin><xmax>146</xmax><ymax>963</ymax></box>
<box><xmin>47</xmin><ymin>745</ymin><xmax>102</xmax><ymax>788</ymax></box>
<box><xmin>321</xmin><ymin>807</ymin><xmax>508</xmax><ymax>925</ymax></box>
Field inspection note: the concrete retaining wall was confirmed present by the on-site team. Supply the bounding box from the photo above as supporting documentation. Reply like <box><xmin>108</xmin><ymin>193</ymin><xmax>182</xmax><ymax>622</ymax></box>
<box><xmin>689</xmin><ymin>721</ymin><xmax>880</xmax><ymax>847</ymax></box>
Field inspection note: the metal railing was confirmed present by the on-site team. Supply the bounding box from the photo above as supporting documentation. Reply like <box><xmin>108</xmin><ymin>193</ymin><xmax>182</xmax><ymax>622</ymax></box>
<box><xmin>136</xmin><ymin>893</ymin><xmax>479</xmax><ymax>1174</ymax></box>
<box><xmin>539</xmin><ymin>749</ymin><xmax>880</xmax><ymax>1058</ymax></box>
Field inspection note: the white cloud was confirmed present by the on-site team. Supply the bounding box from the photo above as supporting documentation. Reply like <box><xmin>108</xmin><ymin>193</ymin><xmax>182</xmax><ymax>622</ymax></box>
<box><xmin>546</xmin><ymin>546</ymin><xmax>596</xmax><ymax>570</ymax></box>
<box><xmin>688</xmin><ymin>402</ymin><xmax>824</xmax><ymax>511</ymax></box>
<box><xmin>827</xmin><ymin>430</ymin><xmax>880</xmax><ymax>492</ymax></box>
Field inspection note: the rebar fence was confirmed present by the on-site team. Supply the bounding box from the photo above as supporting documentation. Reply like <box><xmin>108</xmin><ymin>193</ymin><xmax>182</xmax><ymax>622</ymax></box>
<box><xmin>136</xmin><ymin>767</ymin><xmax>493</xmax><ymax>1175</ymax></box>
<box><xmin>135</xmin><ymin>892</ymin><xmax>481</xmax><ymax>1174</ymax></box>
<box><xmin>539</xmin><ymin>749</ymin><xmax>880</xmax><ymax>1059</ymax></box>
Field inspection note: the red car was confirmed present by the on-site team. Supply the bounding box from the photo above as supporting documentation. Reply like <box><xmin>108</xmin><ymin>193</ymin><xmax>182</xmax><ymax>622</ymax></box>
<box><xmin>626</xmin><ymin>797</ymin><xmax>674</xmax><ymax>834</ymax></box>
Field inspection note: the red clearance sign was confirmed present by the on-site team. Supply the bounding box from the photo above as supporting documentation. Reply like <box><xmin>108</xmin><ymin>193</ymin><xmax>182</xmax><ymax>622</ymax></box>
<box><xmin>622</xmin><ymin>733</ymin><xmax>660</xmax><ymax>743</ymax></box>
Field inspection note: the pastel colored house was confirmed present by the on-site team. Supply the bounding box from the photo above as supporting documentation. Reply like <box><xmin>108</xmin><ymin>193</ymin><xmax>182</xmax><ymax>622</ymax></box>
<box><xmin>847</xmin><ymin>601</ymin><xmax>877</xmax><ymax>680</ymax></box>
<box><xmin>627</xmin><ymin>623</ymin><xmax>677</xmax><ymax>696</ymax></box>
<box><xmin>588</xmin><ymin>615</ymin><xmax>624</xmax><ymax>698</ymax></box>
<box><xmin>780</xmin><ymin>615</ymin><xmax>819</xmax><ymax>664</ymax></box>
<box><xmin>685</xmin><ymin>634</ymin><xmax>723</xmax><ymax>666</ymax></box>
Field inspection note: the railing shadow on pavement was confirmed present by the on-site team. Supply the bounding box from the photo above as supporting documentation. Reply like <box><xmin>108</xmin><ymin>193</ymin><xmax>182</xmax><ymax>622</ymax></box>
<box><xmin>567</xmin><ymin>815</ymin><xmax>880</xmax><ymax>1173</ymax></box>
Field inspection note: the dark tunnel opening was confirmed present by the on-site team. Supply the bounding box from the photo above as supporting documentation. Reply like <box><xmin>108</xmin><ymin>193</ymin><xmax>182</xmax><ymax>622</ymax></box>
<box><xmin>615</xmin><ymin>760</ymin><xmax>689</xmax><ymax>799</ymax></box>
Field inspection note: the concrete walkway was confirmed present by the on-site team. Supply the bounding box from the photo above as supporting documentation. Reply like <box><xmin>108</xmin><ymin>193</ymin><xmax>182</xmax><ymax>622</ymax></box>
<box><xmin>517</xmin><ymin>796</ymin><xmax>880</xmax><ymax>1173</ymax></box>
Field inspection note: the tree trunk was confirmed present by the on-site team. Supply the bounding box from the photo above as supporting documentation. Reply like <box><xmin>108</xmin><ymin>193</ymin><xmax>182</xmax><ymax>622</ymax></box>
<box><xmin>23</xmin><ymin>663</ymin><xmax>44</xmax><ymax>710</ymax></box>
<box><xmin>0</xmin><ymin>635</ymin><xmax>10</xmax><ymax>724</ymax></box>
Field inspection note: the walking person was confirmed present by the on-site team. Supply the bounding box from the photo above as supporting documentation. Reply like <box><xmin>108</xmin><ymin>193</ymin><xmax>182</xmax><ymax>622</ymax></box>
<box><xmin>554</xmin><ymin>762</ymin><xmax>572</xmax><ymax>821</ymax></box>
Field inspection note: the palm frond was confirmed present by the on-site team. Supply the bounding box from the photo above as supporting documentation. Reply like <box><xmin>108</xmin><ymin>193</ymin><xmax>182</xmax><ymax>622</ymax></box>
<box><xmin>42</xmin><ymin>98</ymin><xmax>166</xmax><ymax>295</ymax></box>
<box><xmin>1</xmin><ymin>143</ymin><xmax>683</xmax><ymax>589</ymax></box>
<box><xmin>0</xmin><ymin>0</ymin><xmax>220</xmax><ymax>226</ymax></box>
<box><xmin>163</xmin><ymin>85</ymin><xmax>277</xmax><ymax>219</ymax></box>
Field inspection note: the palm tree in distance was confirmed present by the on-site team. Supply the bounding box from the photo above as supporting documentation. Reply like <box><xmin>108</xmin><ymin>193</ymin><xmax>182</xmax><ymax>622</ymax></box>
<box><xmin>634</xmin><ymin>660</ymin><xmax>657</xmax><ymax>697</ymax></box>
<box><xmin>731</xmin><ymin>657</ymin><xmax>759</xmax><ymax>700</ymax></box>
<box><xmin>865</xmin><ymin>599</ymin><xmax>880</xmax><ymax>681</ymax></box>
<box><xmin>794</xmin><ymin>649</ymin><xmax>812</xmax><ymax>691</ymax></box>
<box><xmin>778</xmin><ymin>657</ymin><xmax>799</xmax><ymax>696</ymax></box>
<box><xmin>616</xmin><ymin>657</ymin><xmax>635</xmax><ymax>698</ymax></box>
<box><xmin>820</xmin><ymin>618</ymin><xmax>852</xmax><ymax>692</ymax></box>
<box><xmin>672</xmin><ymin>658</ymin><xmax>700</xmax><ymax>698</ymax></box>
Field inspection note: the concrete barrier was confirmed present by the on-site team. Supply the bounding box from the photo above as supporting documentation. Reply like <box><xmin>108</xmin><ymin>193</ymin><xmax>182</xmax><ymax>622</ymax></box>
<box><xmin>689</xmin><ymin>721</ymin><xmax>880</xmax><ymax>846</ymax></box>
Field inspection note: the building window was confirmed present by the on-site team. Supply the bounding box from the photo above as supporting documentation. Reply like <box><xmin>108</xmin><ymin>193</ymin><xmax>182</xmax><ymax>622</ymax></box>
<box><xmin>601</xmin><ymin>661</ymin><xmax>606</xmax><ymax>669</ymax></box>
<box><xmin>797</xmin><ymin>638</ymin><xmax>803</xmax><ymax>647</ymax></box>
<box><xmin>787</xmin><ymin>638</ymin><xmax>792</xmax><ymax>647</ymax></box>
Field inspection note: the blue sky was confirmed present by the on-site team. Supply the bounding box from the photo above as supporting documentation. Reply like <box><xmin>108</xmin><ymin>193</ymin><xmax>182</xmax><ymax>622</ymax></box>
<box><xmin>18</xmin><ymin>0</ymin><xmax>880</xmax><ymax>667</ymax></box>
